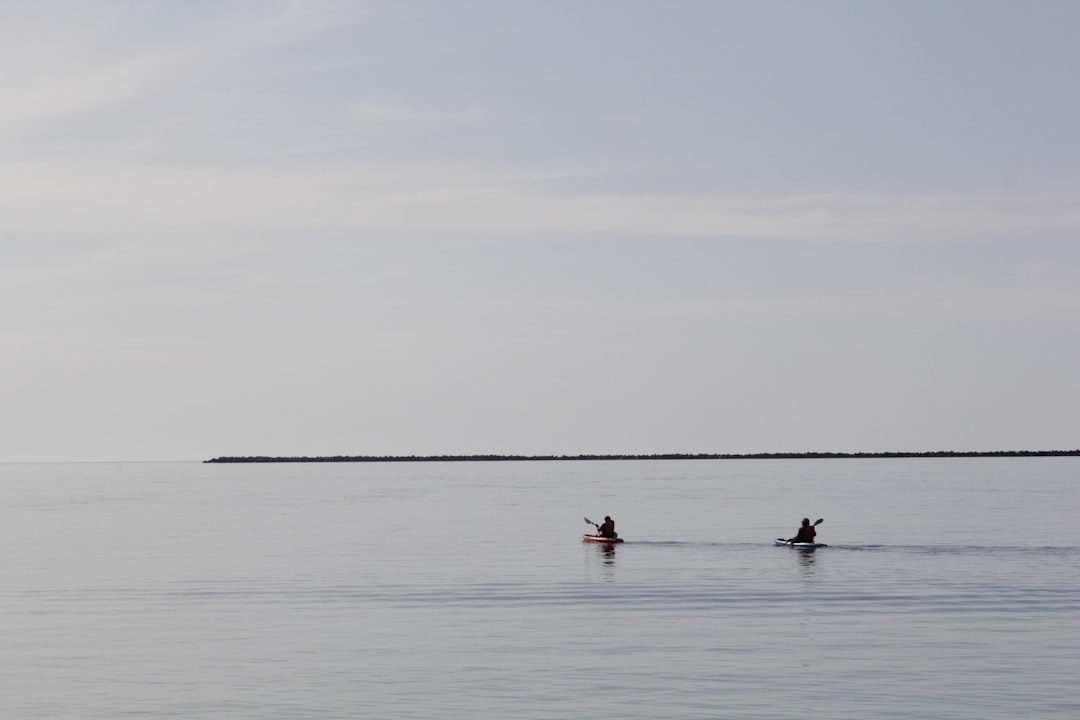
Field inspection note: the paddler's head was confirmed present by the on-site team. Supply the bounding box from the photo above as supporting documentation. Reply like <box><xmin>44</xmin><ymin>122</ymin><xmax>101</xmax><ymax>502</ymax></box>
<box><xmin>802</xmin><ymin>518</ymin><xmax>810</xmax><ymax>526</ymax></box>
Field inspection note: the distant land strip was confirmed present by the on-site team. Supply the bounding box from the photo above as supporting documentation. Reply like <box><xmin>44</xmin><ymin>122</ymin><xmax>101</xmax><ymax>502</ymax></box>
<box><xmin>204</xmin><ymin>450</ymin><xmax>1080</xmax><ymax>463</ymax></box>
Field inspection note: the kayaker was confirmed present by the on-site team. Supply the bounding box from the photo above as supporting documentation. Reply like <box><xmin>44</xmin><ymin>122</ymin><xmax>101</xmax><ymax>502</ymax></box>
<box><xmin>598</xmin><ymin>516</ymin><xmax>617</xmax><ymax>539</ymax></box>
<box><xmin>787</xmin><ymin>518</ymin><xmax>816</xmax><ymax>544</ymax></box>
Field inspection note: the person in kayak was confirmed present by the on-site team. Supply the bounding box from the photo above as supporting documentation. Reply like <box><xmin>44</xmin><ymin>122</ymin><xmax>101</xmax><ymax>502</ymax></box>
<box><xmin>597</xmin><ymin>516</ymin><xmax>617</xmax><ymax>539</ymax></box>
<box><xmin>787</xmin><ymin>518</ymin><xmax>817</xmax><ymax>544</ymax></box>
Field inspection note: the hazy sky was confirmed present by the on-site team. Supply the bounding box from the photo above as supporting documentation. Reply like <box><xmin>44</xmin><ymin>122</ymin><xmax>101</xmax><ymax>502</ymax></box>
<box><xmin>3</xmin><ymin>1</ymin><xmax>1078</xmax><ymax>461</ymax></box>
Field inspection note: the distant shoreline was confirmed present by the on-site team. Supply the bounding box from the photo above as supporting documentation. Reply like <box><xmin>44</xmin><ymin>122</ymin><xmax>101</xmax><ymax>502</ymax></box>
<box><xmin>204</xmin><ymin>450</ymin><xmax>1080</xmax><ymax>463</ymax></box>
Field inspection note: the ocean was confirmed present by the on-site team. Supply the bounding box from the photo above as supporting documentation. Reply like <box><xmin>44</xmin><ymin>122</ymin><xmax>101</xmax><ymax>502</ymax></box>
<box><xmin>1</xmin><ymin>458</ymin><xmax>1077</xmax><ymax>719</ymax></box>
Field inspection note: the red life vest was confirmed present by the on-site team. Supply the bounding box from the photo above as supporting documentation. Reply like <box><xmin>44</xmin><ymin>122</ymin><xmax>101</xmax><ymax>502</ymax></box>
<box><xmin>803</xmin><ymin>525</ymin><xmax>816</xmax><ymax>542</ymax></box>
<box><xmin>599</xmin><ymin>519</ymin><xmax>616</xmax><ymax>538</ymax></box>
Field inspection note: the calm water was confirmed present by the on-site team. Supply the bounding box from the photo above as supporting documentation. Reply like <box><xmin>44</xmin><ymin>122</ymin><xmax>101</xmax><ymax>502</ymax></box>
<box><xmin>1</xmin><ymin>458</ymin><xmax>1077</xmax><ymax>719</ymax></box>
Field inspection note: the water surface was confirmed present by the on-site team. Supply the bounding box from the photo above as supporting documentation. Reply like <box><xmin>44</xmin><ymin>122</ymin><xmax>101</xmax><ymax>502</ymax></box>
<box><xmin>1</xmin><ymin>458</ymin><xmax>1077</xmax><ymax>718</ymax></box>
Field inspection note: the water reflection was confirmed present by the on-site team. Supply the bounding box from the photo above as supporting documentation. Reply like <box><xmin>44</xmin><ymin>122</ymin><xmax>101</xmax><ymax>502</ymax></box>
<box><xmin>585</xmin><ymin>541</ymin><xmax>617</xmax><ymax>582</ymax></box>
<box><xmin>794</xmin><ymin>547</ymin><xmax>818</xmax><ymax>575</ymax></box>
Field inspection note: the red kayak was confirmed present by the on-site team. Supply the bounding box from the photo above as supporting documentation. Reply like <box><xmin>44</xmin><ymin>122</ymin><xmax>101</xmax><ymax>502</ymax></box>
<box><xmin>583</xmin><ymin>534</ymin><xmax>623</xmax><ymax>544</ymax></box>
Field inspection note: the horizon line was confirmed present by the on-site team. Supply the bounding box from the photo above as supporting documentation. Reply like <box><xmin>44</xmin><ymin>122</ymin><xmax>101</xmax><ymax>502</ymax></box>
<box><xmin>204</xmin><ymin>449</ymin><xmax>1080</xmax><ymax>463</ymax></box>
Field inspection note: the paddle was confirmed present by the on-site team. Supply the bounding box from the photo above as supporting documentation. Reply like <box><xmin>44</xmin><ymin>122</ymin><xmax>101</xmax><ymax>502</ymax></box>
<box><xmin>584</xmin><ymin>516</ymin><xmax>600</xmax><ymax>530</ymax></box>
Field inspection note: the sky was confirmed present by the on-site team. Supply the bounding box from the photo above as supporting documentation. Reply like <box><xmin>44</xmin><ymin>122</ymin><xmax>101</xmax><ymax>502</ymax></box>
<box><xmin>2</xmin><ymin>0</ymin><xmax>1079</xmax><ymax>462</ymax></box>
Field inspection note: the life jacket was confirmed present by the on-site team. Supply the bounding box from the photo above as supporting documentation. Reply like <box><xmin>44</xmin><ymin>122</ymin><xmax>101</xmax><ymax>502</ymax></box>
<box><xmin>599</xmin><ymin>520</ymin><xmax>616</xmax><ymax>538</ymax></box>
<box><xmin>803</xmin><ymin>525</ymin><xmax>816</xmax><ymax>542</ymax></box>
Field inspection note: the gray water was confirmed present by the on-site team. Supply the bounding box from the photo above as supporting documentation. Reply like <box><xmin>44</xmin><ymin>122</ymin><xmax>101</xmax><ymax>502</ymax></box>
<box><xmin>1</xmin><ymin>458</ymin><xmax>1077</xmax><ymax>719</ymax></box>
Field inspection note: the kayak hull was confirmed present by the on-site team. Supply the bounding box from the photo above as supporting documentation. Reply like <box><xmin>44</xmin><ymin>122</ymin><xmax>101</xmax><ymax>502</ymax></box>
<box><xmin>584</xmin><ymin>534</ymin><xmax>623</xmax><ymax>544</ymax></box>
<box><xmin>775</xmin><ymin>539</ymin><xmax>827</xmax><ymax>548</ymax></box>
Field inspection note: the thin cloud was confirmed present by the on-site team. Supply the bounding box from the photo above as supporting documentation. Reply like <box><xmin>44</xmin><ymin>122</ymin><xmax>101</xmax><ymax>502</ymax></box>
<box><xmin>0</xmin><ymin>1</ymin><xmax>355</xmax><ymax>137</ymax></box>
<box><xmin>3</xmin><ymin>155</ymin><xmax>1079</xmax><ymax>246</ymax></box>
